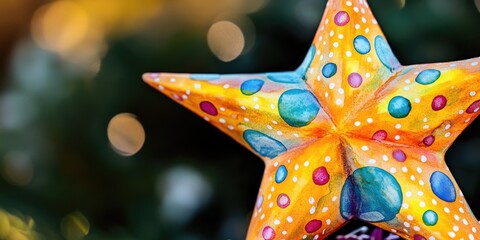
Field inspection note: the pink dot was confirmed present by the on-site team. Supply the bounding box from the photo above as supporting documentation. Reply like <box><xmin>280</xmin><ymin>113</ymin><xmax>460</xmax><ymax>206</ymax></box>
<box><xmin>466</xmin><ymin>100</ymin><xmax>480</xmax><ymax>114</ymax></box>
<box><xmin>312</xmin><ymin>167</ymin><xmax>330</xmax><ymax>185</ymax></box>
<box><xmin>423</xmin><ymin>135</ymin><xmax>435</xmax><ymax>146</ymax></box>
<box><xmin>305</xmin><ymin>219</ymin><xmax>322</xmax><ymax>233</ymax></box>
<box><xmin>200</xmin><ymin>101</ymin><xmax>218</xmax><ymax>116</ymax></box>
<box><xmin>262</xmin><ymin>226</ymin><xmax>276</xmax><ymax>240</ymax></box>
<box><xmin>348</xmin><ymin>72</ymin><xmax>363</xmax><ymax>88</ymax></box>
<box><xmin>276</xmin><ymin>194</ymin><xmax>290</xmax><ymax>208</ymax></box>
<box><xmin>334</xmin><ymin>11</ymin><xmax>350</xmax><ymax>26</ymax></box>
<box><xmin>372</xmin><ymin>130</ymin><xmax>388</xmax><ymax>141</ymax></box>
<box><xmin>392</xmin><ymin>149</ymin><xmax>406</xmax><ymax>162</ymax></box>
<box><xmin>414</xmin><ymin>235</ymin><xmax>427</xmax><ymax>240</ymax></box>
<box><xmin>431</xmin><ymin>95</ymin><xmax>447</xmax><ymax>111</ymax></box>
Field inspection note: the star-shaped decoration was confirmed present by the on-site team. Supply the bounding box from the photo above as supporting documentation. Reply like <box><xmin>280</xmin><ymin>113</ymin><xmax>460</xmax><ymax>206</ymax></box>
<box><xmin>143</xmin><ymin>0</ymin><xmax>480</xmax><ymax>239</ymax></box>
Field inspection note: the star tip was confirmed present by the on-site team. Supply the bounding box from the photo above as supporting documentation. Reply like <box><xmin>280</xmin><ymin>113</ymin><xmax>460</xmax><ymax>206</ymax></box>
<box><xmin>142</xmin><ymin>73</ymin><xmax>160</xmax><ymax>83</ymax></box>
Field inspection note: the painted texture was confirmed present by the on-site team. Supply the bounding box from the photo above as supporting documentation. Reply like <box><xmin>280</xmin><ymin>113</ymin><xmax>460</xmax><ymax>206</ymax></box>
<box><xmin>143</xmin><ymin>0</ymin><xmax>480</xmax><ymax>239</ymax></box>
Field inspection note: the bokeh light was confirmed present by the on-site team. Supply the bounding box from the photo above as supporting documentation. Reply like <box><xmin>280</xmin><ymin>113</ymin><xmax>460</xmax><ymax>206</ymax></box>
<box><xmin>158</xmin><ymin>166</ymin><xmax>212</xmax><ymax>225</ymax></box>
<box><xmin>2</xmin><ymin>152</ymin><xmax>33</xmax><ymax>187</ymax></box>
<box><xmin>207</xmin><ymin>21</ymin><xmax>245</xmax><ymax>62</ymax></box>
<box><xmin>60</xmin><ymin>211</ymin><xmax>90</xmax><ymax>240</ymax></box>
<box><xmin>107</xmin><ymin>113</ymin><xmax>145</xmax><ymax>157</ymax></box>
<box><xmin>0</xmin><ymin>210</ymin><xmax>39</xmax><ymax>240</ymax></box>
<box><xmin>476</xmin><ymin>0</ymin><xmax>480</xmax><ymax>13</ymax></box>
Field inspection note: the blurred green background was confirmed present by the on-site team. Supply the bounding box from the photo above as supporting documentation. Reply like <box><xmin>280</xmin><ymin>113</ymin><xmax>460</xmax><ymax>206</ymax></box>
<box><xmin>0</xmin><ymin>0</ymin><xmax>479</xmax><ymax>239</ymax></box>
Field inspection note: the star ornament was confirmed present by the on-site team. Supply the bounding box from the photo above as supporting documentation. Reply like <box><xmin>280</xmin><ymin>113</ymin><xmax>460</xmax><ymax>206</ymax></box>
<box><xmin>143</xmin><ymin>0</ymin><xmax>480</xmax><ymax>239</ymax></box>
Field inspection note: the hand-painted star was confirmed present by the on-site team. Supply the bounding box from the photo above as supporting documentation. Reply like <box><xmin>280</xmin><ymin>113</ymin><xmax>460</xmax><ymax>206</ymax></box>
<box><xmin>143</xmin><ymin>0</ymin><xmax>480</xmax><ymax>239</ymax></box>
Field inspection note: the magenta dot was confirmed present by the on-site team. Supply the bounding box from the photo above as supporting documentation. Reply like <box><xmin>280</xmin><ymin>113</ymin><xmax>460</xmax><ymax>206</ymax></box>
<box><xmin>348</xmin><ymin>72</ymin><xmax>363</xmax><ymax>88</ymax></box>
<box><xmin>423</xmin><ymin>135</ymin><xmax>435</xmax><ymax>146</ymax></box>
<box><xmin>262</xmin><ymin>226</ymin><xmax>276</xmax><ymax>240</ymax></box>
<box><xmin>334</xmin><ymin>11</ymin><xmax>350</xmax><ymax>26</ymax></box>
<box><xmin>372</xmin><ymin>130</ymin><xmax>388</xmax><ymax>141</ymax></box>
<box><xmin>431</xmin><ymin>95</ymin><xmax>447</xmax><ymax>111</ymax></box>
<box><xmin>414</xmin><ymin>234</ymin><xmax>427</xmax><ymax>240</ymax></box>
<box><xmin>312</xmin><ymin>167</ymin><xmax>330</xmax><ymax>185</ymax></box>
<box><xmin>276</xmin><ymin>194</ymin><xmax>290</xmax><ymax>208</ymax></box>
<box><xmin>466</xmin><ymin>100</ymin><xmax>480</xmax><ymax>114</ymax></box>
<box><xmin>392</xmin><ymin>149</ymin><xmax>406</xmax><ymax>162</ymax></box>
<box><xmin>305</xmin><ymin>219</ymin><xmax>322</xmax><ymax>233</ymax></box>
<box><xmin>200</xmin><ymin>101</ymin><xmax>218</xmax><ymax>116</ymax></box>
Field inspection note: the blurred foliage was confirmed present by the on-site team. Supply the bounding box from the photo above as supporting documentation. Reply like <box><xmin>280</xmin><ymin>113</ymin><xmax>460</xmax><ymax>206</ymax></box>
<box><xmin>0</xmin><ymin>0</ymin><xmax>479</xmax><ymax>239</ymax></box>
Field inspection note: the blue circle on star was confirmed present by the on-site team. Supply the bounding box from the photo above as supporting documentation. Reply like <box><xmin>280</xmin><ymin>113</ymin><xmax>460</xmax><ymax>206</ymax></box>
<box><xmin>243</xmin><ymin>130</ymin><xmax>287</xmax><ymax>159</ymax></box>
<box><xmin>241</xmin><ymin>79</ymin><xmax>264</xmax><ymax>96</ymax></box>
<box><xmin>340</xmin><ymin>166</ymin><xmax>403</xmax><ymax>222</ymax></box>
<box><xmin>388</xmin><ymin>96</ymin><xmax>412</xmax><ymax>118</ymax></box>
<box><xmin>278</xmin><ymin>89</ymin><xmax>321</xmax><ymax>127</ymax></box>
<box><xmin>430</xmin><ymin>171</ymin><xmax>456</xmax><ymax>202</ymax></box>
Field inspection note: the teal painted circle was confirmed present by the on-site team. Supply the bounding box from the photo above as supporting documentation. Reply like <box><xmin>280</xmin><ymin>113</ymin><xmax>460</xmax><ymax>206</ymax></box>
<box><xmin>241</xmin><ymin>79</ymin><xmax>264</xmax><ymax>96</ymax></box>
<box><xmin>243</xmin><ymin>130</ymin><xmax>287</xmax><ymax>159</ymax></box>
<box><xmin>266</xmin><ymin>72</ymin><xmax>302</xmax><ymax>83</ymax></box>
<box><xmin>340</xmin><ymin>167</ymin><xmax>403</xmax><ymax>222</ymax></box>
<box><xmin>388</xmin><ymin>96</ymin><xmax>412</xmax><ymax>118</ymax></box>
<box><xmin>353</xmin><ymin>35</ymin><xmax>371</xmax><ymax>55</ymax></box>
<box><xmin>416</xmin><ymin>69</ymin><xmax>441</xmax><ymax>85</ymax></box>
<box><xmin>278</xmin><ymin>89</ymin><xmax>321</xmax><ymax>127</ymax></box>
<box><xmin>422</xmin><ymin>210</ymin><xmax>438</xmax><ymax>226</ymax></box>
<box><xmin>322</xmin><ymin>63</ymin><xmax>337</xmax><ymax>78</ymax></box>
<box><xmin>374</xmin><ymin>35</ymin><xmax>401</xmax><ymax>71</ymax></box>
<box><xmin>430</xmin><ymin>171</ymin><xmax>456</xmax><ymax>202</ymax></box>
<box><xmin>275</xmin><ymin>165</ymin><xmax>288</xmax><ymax>183</ymax></box>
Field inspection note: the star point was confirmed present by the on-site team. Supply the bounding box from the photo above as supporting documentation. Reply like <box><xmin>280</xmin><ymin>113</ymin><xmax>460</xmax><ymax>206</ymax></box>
<box><xmin>143</xmin><ymin>0</ymin><xmax>480</xmax><ymax>239</ymax></box>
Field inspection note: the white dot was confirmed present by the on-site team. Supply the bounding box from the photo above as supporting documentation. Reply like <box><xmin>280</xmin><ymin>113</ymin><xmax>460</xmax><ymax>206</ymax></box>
<box><xmin>471</xmin><ymin>91</ymin><xmax>477</xmax><ymax>97</ymax></box>
<box><xmin>390</xmin><ymin>167</ymin><xmax>397</xmax><ymax>174</ymax></box>
<box><xmin>404</xmin><ymin>222</ymin><xmax>410</xmax><ymax>228</ymax></box>
<box><xmin>402</xmin><ymin>167</ymin><xmax>408</xmax><ymax>172</ymax></box>
<box><xmin>472</xmin><ymin>62</ymin><xmax>479</xmax><ymax>66</ymax></box>
<box><xmin>448</xmin><ymin>232</ymin><xmax>455</xmax><ymax>238</ymax></box>
<box><xmin>346</xmin><ymin>51</ymin><xmax>352</xmax><ymax>57</ymax></box>
<box><xmin>338</xmin><ymin>34</ymin><xmax>344</xmax><ymax>39</ymax></box>
<box><xmin>287</xmin><ymin>216</ymin><xmax>293</xmax><ymax>223</ymax></box>
<box><xmin>395</xmin><ymin>135</ymin><xmax>401</xmax><ymax>140</ymax></box>
<box><xmin>304</xmin><ymin>161</ymin><xmax>310</xmax><ymax>167</ymax></box>
<box><xmin>329</xmin><ymin>83</ymin><xmax>335</xmax><ymax>89</ymax></box>
<box><xmin>367</xmin><ymin>118</ymin><xmax>373</xmax><ymax>123</ymax></box>
<box><xmin>321</xmin><ymin>207</ymin><xmax>328</xmax><ymax>213</ymax></box>
<box><xmin>445</xmin><ymin>207</ymin><xmax>450</xmax><ymax>213</ymax></box>
<box><xmin>355</xmin><ymin>121</ymin><xmax>361</xmax><ymax>126</ymax></box>
<box><xmin>309</xmin><ymin>206</ymin><xmax>316</xmax><ymax>214</ymax></box>
<box><xmin>406</xmin><ymin>192</ymin><xmax>412</xmax><ymax>197</ymax></box>
<box><xmin>325</xmin><ymin>156</ymin><xmax>332</xmax><ymax>162</ymax></box>
<box><xmin>346</xmin><ymin>1</ymin><xmax>352</xmax><ymax>6</ymax></box>
<box><xmin>414</xmin><ymin>98</ymin><xmax>421</xmax><ymax>103</ymax></box>
<box><xmin>219</xmin><ymin>118</ymin><xmax>226</xmax><ymax>124</ymax></box>
<box><xmin>223</xmin><ymin>84</ymin><xmax>230</xmax><ymax>89</ymax></box>
<box><xmin>368</xmin><ymin>159</ymin><xmax>376</xmax><ymax>164</ymax></box>
<box><xmin>336</xmin><ymin>99</ymin><xmax>343</xmax><ymax>106</ymax></box>
<box><xmin>361</xmin><ymin>146</ymin><xmax>369</xmax><ymax>151</ymax></box>
<box><xmin>292</xmin><ymin>176</ymin><xmax>298</xmax><ymax>182</ymax></box>
<box><xmin>282</xmin><ymin>230</ymin><xmax>287</xmax><ymax>235</ymax></box>
<box><xmin>416</xmin><ymin>167</ymin><xmax>423</xmax><ymax>173</ymax></box>
<box><xmin>432</xmin><ymin>199</ymin><xmax>437</xmax><ymax>205</ymax></box>
<box><xmin>445</xmin><ymin>132</ymin><xmax>451</xmax><ymax>138</ymax></box>
<box><xmin>382</xmin><ymin>155</ymin><xmax>389</xmax><ymax>161</ymax></box>
<box><xmin>395</xmin><ymin>124</ymin><xmax>402</xmax><ymax>129</ymax></box>
<box><xmin>274</xmin><ymin>220</ymin><xmax>280</xmax><ymax>225</ymax></box>
<box><xmin>333</xmin><ymin>42</ymin><xmax>339</xmax><ymax>48</ymax></box>
<box><xmin>420</xmin><ymin>201</ymin><xmax>426</xmax><ymax>208</ymax></box>
<box><xmin>421</xmin><ymin>155</ymin><xmax>427</xmax><ymax>162</ymax></box>
<box><xmin>417</xmin><ymin>191</ymin><xmax>424</xmax><ymax>196</ymax></box>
